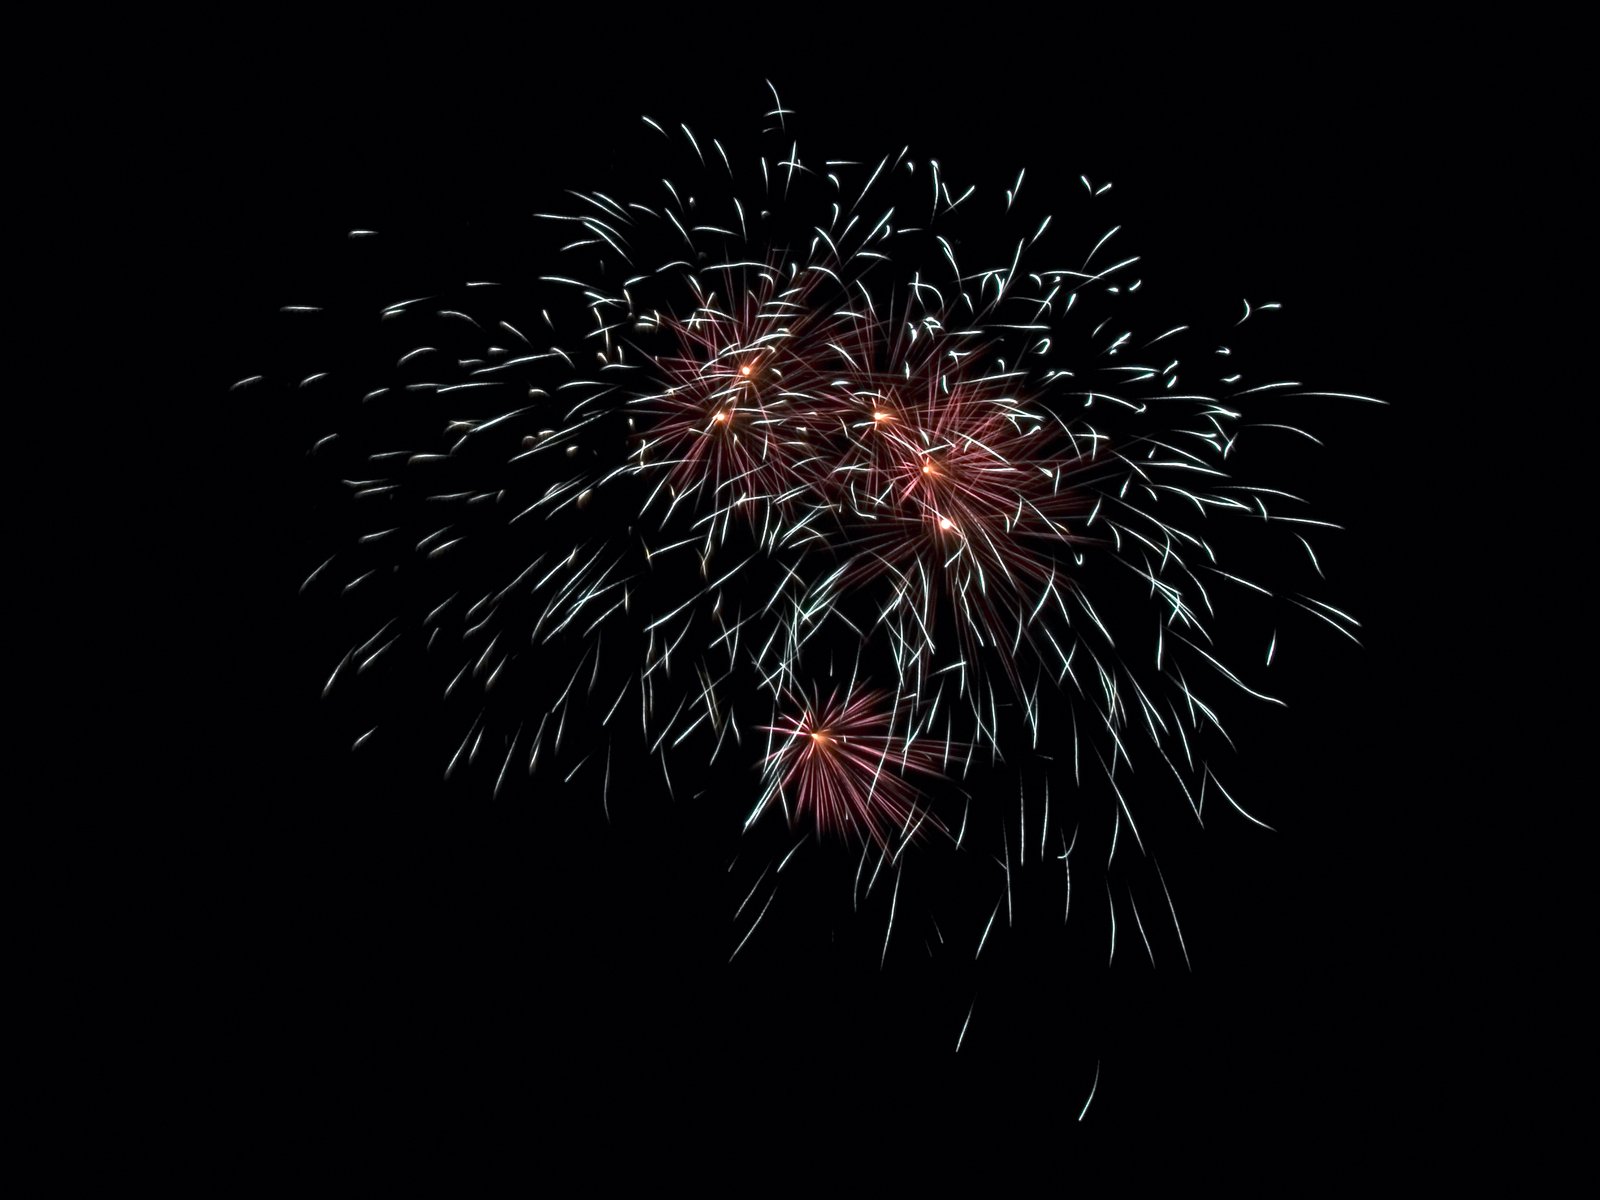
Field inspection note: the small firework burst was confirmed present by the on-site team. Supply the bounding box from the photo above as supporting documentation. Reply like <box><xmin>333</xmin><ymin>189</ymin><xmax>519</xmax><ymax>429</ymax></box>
<box><xmin>755</xmin><ymin>683</ymin><xmax>952</xmax><ymax>849</ymax></box>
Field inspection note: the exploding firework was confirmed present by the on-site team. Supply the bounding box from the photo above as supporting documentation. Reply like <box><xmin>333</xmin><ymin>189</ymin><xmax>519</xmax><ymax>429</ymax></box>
<box><xmin>755</xmin><ymin>682</ymin><xmax>953</xmax><ymax>849</ymax></box>
<box><xmin>265</xmin><ymin>83</ymin><xmax>1377</xmax><ymax>1061</ymax></box>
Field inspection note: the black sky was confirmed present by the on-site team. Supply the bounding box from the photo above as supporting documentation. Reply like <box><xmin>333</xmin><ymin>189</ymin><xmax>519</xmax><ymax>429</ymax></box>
<box><xmin>200</xmin><ymin>39</ymin><xmax>1475</xmax><ymax>1145</ymax></box>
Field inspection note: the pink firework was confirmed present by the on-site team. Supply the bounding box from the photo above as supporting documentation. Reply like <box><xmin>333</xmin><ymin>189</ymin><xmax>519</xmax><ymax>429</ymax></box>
<box><xmin>754</xmin><ymin>686</ymin><xmax>951</xmax><ymax>848</ymax></box>
<box><xmin>824</xmin><ymin>354</ymin><xmax>1097</xmax><ymax>669</ymax></box>
<box><xmin>632</xmin><ymin>270</ymin><xmax>841</xmax><ymax>523</ymax></box>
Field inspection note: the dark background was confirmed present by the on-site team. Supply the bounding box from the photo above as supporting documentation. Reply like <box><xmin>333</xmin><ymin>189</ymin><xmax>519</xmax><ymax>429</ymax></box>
<box><xmin>198</xmin><ymin>38</ymin><xmax>1477</xmax><ymax>1144</ymax></box>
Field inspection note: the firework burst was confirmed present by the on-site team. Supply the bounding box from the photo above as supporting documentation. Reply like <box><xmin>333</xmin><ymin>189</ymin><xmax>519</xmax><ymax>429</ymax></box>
<box><xmin>270</xmin><ymin>83</ymin><xmax>1377</xmax><ymax>1043</ymax></box>
<box><xmin>755</xmin><ymin>683</ymin><xmax>952</xmax><ymax>849</ymax></box>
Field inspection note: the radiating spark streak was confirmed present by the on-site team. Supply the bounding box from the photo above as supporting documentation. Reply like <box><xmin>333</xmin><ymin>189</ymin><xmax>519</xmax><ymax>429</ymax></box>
<box><xmin>1062</xmin><ymin>827</ymin><xmax>1074</xmax><ymax>922</ymax></box>
<box><xmin>1155</xmin><ymin>860</ymin><xmax>1191</xmax><ymax>971</ymax></box>
<box><xmin>1107</xmin><ymin>882</ymin><xmax>1117</xmax><ymax>965</ymax></box>
<box><xmin>1172</xmin><ymin>633</ymin><xmax>1286</xmax><ymax>706</ymax></box>
<box><xmin>301</xmin><ymin>554</ymin><xmax>335</xmax><ymax>593</ymax></box>
<box><xmin>1002</xmin><ymin>819</ymin><xmax>1013</xmax><ymax>926</ymax></box>
<box><xmin>1207</xmin><ymin>767</ymin><xmax>1275</xmax><ymax>832</ymax></box>
<box><xmin>495</xmin><ymin>723</ymin><xmax>523</xmax><ymax>798</ymax></box>
<box><xmin>1078</xmin><ymin>1061</ymin><xmax>1100</xmax><ymax>1120</ymax></box>
<box><xmin>1040</xmin><ymin>777</ymin><xmax>1049</xmax><ymax>859</ymax></box>
<box><xmin>881</xmin><ymin>865</ymin><xmax>902</xmax><ymax>968</ymax></box>
<box><xmin>975</xmin><ymin>897</ymin><xmax>1002</xmax><ymax>960</ymax></box>
<box><xmin>322</xmin><ymin>651</ymin><xmax>352</xmax><ymax>700</ymax></box>
<box><xmin>777</xmin><ymin>839</ymin><xmax>805</xmax><ymax>873</ymax></box>
<box><xmin>728</xmin><ymin>887</ymin><xmax>777</xmax><ymax>962</ymax></box>
<box><xmin>734</xmin><ymin>866</ymin><xmax>771</xmax><ymax>921</ymax></box>
<box><xmin>358</xmin><ymin>635</ymin><xmax>399</xmax><ymax>674</ymax></box>
<box><xmin>1130</xmin><ymin>888</ymin><xmax>1156</xmax><ymax>967</ymax></box>
<box><xmin>446</xmin><ymin>714</ymin><xmax>482</xmax><ymax>781</ymax></box>
<box><xmin>1288</xmin><ymin>390</ymin><xmax>1387</xmax><ymax>404</ymax></box>
<box><xmin>1018</xmin><ymin>782</ymin><xmax>1026</xmax><ymax>867</ymax></box>
<box><xmin>956</xmin><ymin>998</ymin><xmax>976</xmax><ymax>1052</ymax></box>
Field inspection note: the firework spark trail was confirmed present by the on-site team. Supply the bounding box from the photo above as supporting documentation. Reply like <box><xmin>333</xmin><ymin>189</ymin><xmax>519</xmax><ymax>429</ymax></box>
<box><xmin>279</xmin><ymin>85</ymin><xmax>1373</xmax><ymax>1036</ymax></box>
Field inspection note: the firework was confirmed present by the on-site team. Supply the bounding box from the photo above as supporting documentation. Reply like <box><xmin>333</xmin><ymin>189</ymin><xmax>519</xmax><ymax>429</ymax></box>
<box><xmin>754</xmin><ymin>682</ymin><xmax>953</xmax><ymax>849</ymax></box>
<box><xmin>269</xmin><ymin>83</ymin><xmax>1375</xmax><ymax>1056</ymax></box>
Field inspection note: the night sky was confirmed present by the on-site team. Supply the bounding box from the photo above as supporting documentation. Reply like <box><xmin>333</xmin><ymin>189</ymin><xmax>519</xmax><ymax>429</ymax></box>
<box><xmin>201</xmin><ymin>41</ymin><xmax>1467</xmax><ymax>1144</ymax></box>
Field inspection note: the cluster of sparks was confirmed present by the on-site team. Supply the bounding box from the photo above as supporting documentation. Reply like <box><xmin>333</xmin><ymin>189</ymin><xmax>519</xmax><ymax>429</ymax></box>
<box><xmin>757</xmin><ymin>686</ymin><xmax>947</xmax><ymax>851</ymax></box>
<box><xmin>271</xmin><ymin>87</ymin><xmax>1374</xmax><ymax>1017</ymax></box>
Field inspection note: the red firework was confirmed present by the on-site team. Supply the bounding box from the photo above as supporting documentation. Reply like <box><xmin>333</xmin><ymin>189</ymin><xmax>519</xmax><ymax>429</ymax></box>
<box><xmin>633</xmin><ymin>271</ymin><xmax>842</xmax><ymax>517</ymax></box>
<box><xmin>756</xmin><ymin>686</ymin><xmax>951</xmax><ymax>848</ymax></box>
<box><xmin>823</xmin><ymin>354</ymin><xmax>1097</xmax><ymax>662</ymax></box>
